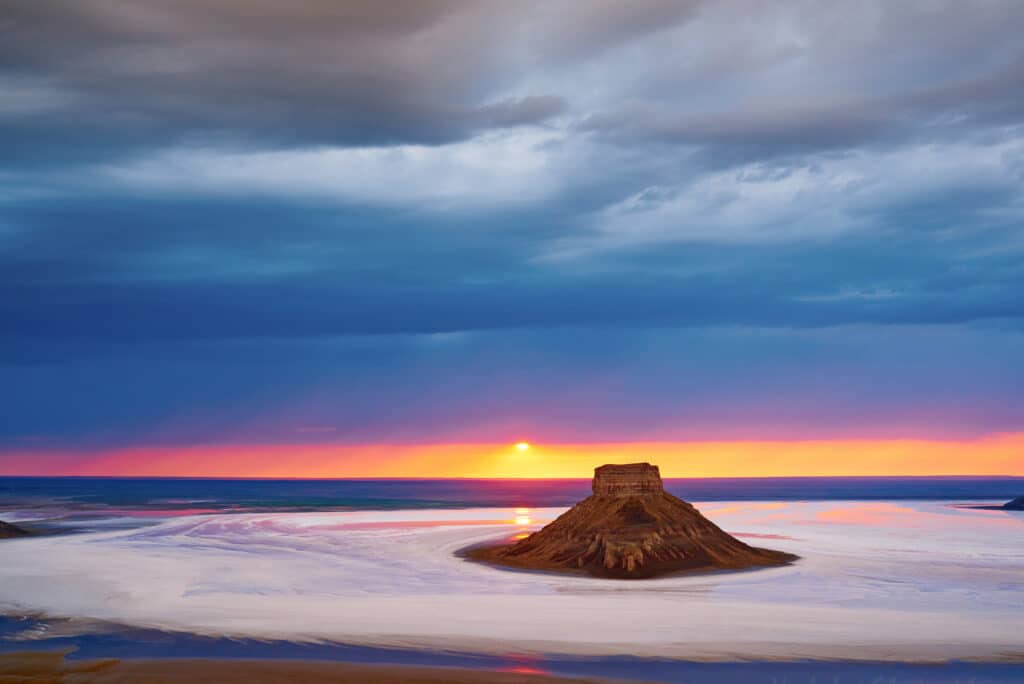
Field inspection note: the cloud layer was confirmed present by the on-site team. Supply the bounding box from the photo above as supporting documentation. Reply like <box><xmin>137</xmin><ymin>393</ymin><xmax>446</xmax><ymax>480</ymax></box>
<box><xmin>1</xmin><ymin>1</ymin><xmax>1022</xmax><ymax>451</ymax></box>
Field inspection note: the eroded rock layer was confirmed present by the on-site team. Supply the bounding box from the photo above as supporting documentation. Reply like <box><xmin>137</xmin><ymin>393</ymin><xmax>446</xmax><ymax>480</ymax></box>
<box><xmin>470</xmin><ymin>463</ymin><xmax>797</xmax><ymax>578</ymax></box>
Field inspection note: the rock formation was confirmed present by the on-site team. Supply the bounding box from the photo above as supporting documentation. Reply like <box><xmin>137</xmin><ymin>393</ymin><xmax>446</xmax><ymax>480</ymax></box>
<box><xmin>1004</xmin><ymin>496</ymin><xmax>1024</xmax><ymax>510</ymax></box>
<box><xmin>0</xmin><ymin>520</ymin><xmax>30</xmax><ymax>538</ymax></box>
<box><xmin>469</xmin><ymin>463</ymin><xmax>797</xmax><ymax>578</ymax></box>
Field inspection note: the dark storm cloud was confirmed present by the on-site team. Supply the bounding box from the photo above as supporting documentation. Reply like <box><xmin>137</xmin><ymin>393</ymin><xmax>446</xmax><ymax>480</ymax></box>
<box><xmin>0</xmin><ymin>0</ymin><xmax>703</xmax><ymax>164</ymax></box>
<box><xmin>0</xmin><ymin>1</ymin><xmax>565</xmax><ymax>162</ymax></box>
<box><xmin>2</xmin><ymin>0</ymin><xmax>1022</xmax><ymax>164</ymax></box>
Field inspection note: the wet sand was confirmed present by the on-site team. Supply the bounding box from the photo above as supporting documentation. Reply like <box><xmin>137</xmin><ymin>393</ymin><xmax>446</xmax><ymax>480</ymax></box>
<box><xmin>0</xmin><ymin>651</ymin><xmax>632</xmax><ymax>684</ymax></box>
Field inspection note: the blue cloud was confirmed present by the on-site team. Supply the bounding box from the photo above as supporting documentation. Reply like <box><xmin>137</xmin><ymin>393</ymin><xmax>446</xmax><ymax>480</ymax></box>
<box><xmin>1</xmin><ymin>1</ymin><xmax>1022</xmax><ymax>448</ymax></box>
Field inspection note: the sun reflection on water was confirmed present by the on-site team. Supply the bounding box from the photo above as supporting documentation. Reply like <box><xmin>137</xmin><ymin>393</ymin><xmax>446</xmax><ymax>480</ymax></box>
<box><xmin>510</xmin><ymin>506</ymin><xmax>534</xmax><ymax>540</ymax></box>
<box><xmin>513</xmin><ymin>507</ymin><xmax>531</xmax><ymax>526</ymax></box>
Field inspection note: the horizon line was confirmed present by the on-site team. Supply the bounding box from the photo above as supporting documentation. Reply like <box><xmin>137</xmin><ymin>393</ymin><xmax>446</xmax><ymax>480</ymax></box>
<box><xmin>2</xmin><ymin>473</ymin><xmax>1022</xmax><ymax>481</ymax></box>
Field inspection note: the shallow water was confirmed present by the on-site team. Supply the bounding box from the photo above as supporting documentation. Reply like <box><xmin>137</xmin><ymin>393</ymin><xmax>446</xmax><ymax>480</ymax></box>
<box><xmin>1</xmin><ymin>499</ymin><xmax>1021</xmax><ymax>661</ymax></box>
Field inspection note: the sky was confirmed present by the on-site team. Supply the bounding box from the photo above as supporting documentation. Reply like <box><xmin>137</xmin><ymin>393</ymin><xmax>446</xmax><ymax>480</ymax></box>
<box><xmin>1</xmin><ymin>1</ymin><xmax>1023</xmax><ymax>477</ymax></box>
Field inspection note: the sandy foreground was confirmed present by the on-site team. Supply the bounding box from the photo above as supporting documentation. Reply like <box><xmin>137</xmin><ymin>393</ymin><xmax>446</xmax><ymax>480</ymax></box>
<box><xmin>0</xmin><ymin>652</ymin><xmax>637</xmax><ymax>684</ymax></box>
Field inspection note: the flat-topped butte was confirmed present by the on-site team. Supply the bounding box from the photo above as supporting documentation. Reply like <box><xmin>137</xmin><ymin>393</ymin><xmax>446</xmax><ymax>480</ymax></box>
<box><xmin>591</xmin><ymin>462</ymin><xmax>664</xmax><ymax>496</ymax></box>
<box><xmin>468</xmin><ymin>462</ymin><xmax>797</xmax><ymax>578</ymax></box>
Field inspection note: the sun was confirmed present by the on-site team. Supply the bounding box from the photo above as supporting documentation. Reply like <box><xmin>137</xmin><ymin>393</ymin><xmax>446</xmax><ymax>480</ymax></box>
<box><xmin>515</xmin><ymin>442</ymin><xmax>531</xmax><ymax>452</ymax></box>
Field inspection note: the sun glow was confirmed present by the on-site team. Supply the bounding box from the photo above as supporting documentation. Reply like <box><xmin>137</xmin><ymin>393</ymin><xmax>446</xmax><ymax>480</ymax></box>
<box><xmin>3</xmin><ymin>433</ymin><xmax>1024</xmax><ymax>478</ymax></box>
<box><xmin>515</xmin><ymin>442</ymin><xmax>531</xmax><ymax>452</ymax></box>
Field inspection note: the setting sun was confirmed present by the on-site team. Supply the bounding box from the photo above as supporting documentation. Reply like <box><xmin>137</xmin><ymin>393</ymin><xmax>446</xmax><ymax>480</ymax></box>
<box><xmin>515</xmin><ymin>442</ymin><xmax>531</xmax><ymax>452</ymax></box>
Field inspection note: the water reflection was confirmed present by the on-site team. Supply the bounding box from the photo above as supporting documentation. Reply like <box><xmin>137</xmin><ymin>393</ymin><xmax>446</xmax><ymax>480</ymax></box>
<box><xmin>510</xmin><ymin>507</ymin><xmax>534</xmax><ymax>540</ymax></box>
<box><xmin>514</xmin><ymin>506</ymin><xmax>532</xmax><ymax>526</ymax></box>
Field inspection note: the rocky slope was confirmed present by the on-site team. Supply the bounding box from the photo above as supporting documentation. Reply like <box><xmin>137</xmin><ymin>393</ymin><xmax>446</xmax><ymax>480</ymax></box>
<box><xmin>470</xmin><ymin>463</ymin><xmax>797</xmax><ymax>578</ymax></box>
<box><xmin>0</xmin><ymin>520</ymin><xmax>31</xmax><ymax>538</ymax></box>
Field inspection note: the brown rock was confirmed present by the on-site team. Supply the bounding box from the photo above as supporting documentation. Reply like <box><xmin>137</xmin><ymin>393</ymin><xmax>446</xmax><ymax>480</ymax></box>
<box><xmin>469</xmin><ymin>463</ymin><xmax>797</xmax><ymax>578</ymax></box>
<box><xmin>591</xmin><ymin>462</ymin><xmax>663</xmax><ymax>496</ymax></box>
<box><xmin>0</xmin><ymin>520</ymin><xmax>31</xmax><ymax>539</ymax></box>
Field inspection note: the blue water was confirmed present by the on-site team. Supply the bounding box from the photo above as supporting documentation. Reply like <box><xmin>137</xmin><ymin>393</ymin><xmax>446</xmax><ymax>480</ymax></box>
<box><xmin>2</xmin><ymin>475</ymin><xmax>1022</xmax><ymax>513</ymax></box>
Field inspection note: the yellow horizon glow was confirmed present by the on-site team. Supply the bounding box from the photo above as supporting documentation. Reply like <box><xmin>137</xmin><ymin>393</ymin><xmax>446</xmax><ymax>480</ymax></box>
<box><xmin>1</xmin><ymin>433</ymin><xmax>1022</xmax><ymax>478</ymax></box>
